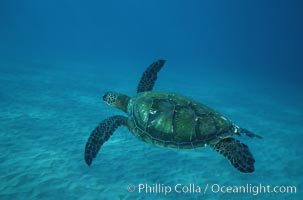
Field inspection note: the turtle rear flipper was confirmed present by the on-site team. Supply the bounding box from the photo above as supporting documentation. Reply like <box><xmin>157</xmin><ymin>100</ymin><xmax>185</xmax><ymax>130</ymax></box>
<box><xmin>211</xmin><ymin>138</ymin><xmax>255</xmax><ymax>173</ymax></box>
<box><xmin>84</xmin><ymin>115</ymin><xmax>128</xmax><ymax>166</ymax></box>
<box><xmin>137</xmin><ymin>59</ymin><xmax>165</xmax><ymax>93</ymax></box>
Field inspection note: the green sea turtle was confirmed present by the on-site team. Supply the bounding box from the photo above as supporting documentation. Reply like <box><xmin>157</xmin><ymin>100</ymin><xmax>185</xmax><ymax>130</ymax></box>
<box><xmin>84</xmin><ymin>60</ymin><xmax>262</xmax><ymax>173</ymax></box>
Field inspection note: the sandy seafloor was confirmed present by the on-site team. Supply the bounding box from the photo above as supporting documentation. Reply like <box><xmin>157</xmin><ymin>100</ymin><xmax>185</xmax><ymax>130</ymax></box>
<box><xmin>0</xmin><ymin>59</ymin><xmax>302</xmax><ymax>200</ymax></box>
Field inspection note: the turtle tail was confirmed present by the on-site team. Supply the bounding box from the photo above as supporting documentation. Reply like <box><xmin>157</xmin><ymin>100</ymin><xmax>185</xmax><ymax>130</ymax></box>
<box><xmin>232</xmin><ymin>123</ymin><xmax>262</xmax><ymax>139</ymax></box>
<box><xmin>240</xmin><ymin>128</ymin><xmax>262</xmax><ymax>139</ymax></box>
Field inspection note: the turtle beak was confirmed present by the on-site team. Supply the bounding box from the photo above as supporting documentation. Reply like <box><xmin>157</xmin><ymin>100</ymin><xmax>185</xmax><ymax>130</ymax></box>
<box><xmin>102</xmin><ymin>93</ymin><xmax>108</xmax><ymax>102</ymax></box>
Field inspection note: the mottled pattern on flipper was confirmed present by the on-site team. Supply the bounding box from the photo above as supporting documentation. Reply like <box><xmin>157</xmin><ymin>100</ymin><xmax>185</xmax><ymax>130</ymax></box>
<box><xmin>211</xmin><ymin>138</ymin><xmax>255</xmax><ymax>173</ymax></box>
<box><xmin>84</xmin><ymin>115</ymin><xmax>127</xmax><ymax>166</ymax></box>
<box><xmin>137</xmin><ymin>60</ymin><xmax>165</xmax><ymax>93</ymax></box>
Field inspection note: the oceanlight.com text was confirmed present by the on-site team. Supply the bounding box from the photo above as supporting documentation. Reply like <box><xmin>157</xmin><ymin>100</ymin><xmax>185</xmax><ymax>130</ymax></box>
<box><xmin>210</xmin><ymin>183</ymin><xmax>297</xmax><ymax>195</ymax></box>
<box><xmin>127</xmin><ymin>183</ymin><xmax>297</xmax><ymax>196</ymax></box>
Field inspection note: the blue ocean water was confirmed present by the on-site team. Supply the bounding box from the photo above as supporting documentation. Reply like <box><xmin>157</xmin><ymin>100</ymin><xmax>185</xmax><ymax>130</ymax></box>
<box><xmin>0</xmin><ymin>0</ymin><xmax>302</xmax><ymax>199</ymax></box>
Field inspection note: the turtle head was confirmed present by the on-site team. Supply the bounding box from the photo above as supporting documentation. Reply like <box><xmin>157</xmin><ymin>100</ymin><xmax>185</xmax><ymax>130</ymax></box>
<box><xmin>102</xmin><ymin>92</ymin><xmax>130</xmax><ymax>112</ymax></box>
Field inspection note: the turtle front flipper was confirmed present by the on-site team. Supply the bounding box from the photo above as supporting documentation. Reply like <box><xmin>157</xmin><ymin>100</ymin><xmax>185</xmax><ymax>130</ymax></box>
<box><xmin>137</xmin><ymin>59</ymin><xmax>165</xmax><ymax>93</ymax></box>
<box><xmin>211</xmin><ymin>138</ymin><xmax>255</xmax><ymax>173</ymax></box>
<box><xmin>84</xmin><ymin>115</ymin><xmax>128</xmax><ymax>166</ymax></box>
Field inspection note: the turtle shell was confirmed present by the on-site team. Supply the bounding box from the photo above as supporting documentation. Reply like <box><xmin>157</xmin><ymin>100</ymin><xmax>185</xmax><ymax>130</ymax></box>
<box><xmin>127</xmin><ymin>91</ymin><xmax>234</xmax><ymax>149</ymax></box>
